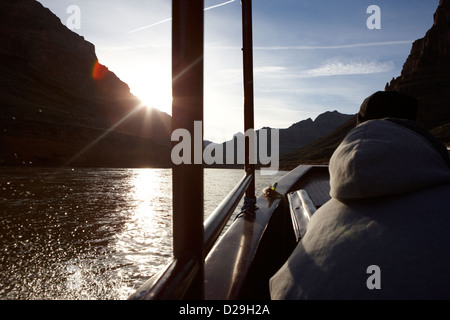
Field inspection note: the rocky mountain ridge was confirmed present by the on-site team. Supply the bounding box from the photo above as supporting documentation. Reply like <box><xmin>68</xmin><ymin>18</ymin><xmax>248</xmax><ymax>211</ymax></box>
<box><xmin>202</xmin><ymin>110</ymin><xmax>352</xmax><ymax>168</ymax></box>
<box><xmin>278</xmin><ymin>111</ymin><xmax>353</xmax><ymax>156</ymax></box>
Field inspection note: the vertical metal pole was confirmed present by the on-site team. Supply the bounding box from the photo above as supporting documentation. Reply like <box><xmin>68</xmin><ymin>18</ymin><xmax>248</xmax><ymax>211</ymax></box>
<box><xmin>172</xmin><ymin>0</ymin><xmax>204</xmax><ymax>299</ymax></box>
<box><xmin>242</xmin><ymin>0</ymin><xmax>256</xmax><ymax>200</ymax></box>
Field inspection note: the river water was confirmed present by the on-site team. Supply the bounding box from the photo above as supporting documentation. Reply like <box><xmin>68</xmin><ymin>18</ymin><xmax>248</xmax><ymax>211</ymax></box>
<box><xmin>0</xmin><ymin>167</ymin><xmax>286</xmax><ymax>300</ymax></box>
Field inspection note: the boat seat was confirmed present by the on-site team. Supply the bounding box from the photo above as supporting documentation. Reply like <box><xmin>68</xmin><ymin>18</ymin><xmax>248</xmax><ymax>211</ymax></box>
<box><xmin>287</xmin><ymin>189</ymin><xmax>316</xmax><ymax>242</ymax></box>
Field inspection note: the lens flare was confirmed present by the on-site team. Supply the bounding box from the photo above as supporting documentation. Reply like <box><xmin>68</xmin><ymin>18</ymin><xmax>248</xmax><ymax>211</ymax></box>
<box><xmin>92</xmin><ymin>60</ymin><xmax>108</xmax><ymax>80</ymax></box>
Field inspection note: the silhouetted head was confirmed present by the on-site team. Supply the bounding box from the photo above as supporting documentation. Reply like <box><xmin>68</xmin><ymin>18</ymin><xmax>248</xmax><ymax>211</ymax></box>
<box><xmin>357</xmin><ymin>91</ymin><xmax>419</xmax><ymax>125</ymax></box>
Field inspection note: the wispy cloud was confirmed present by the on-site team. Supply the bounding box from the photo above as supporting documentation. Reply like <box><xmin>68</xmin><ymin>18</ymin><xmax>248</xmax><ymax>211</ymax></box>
<box><xmin>204</xmin><ymin>0</ymin><xmax>236</xmax><ymax>11</ymax></box>
<box><xmin>254</xmin><ymin>66</ymin><xmax>287</xmax><ymax>74</ymax></box>
<box><xmin>254</xmin><ymin>40</ymin><xmax>413</xmax><ymax>51</ymax></box>
<box><xmin>304</xmin><ymin>60</ymin><xmax>395</xmax><ymax>77</ymax></box>
<box><xmin>205</xmin><ymin>40</ymin><xmax>414</xmax><ymax>52</ymax></box>
<box><xmin>215</xmin><ymin>60</ymin><xmax>394</xmax><ymax>87</ymax></box>
<box><xmin>128</xmin><ymin>18</ymin><xmax>172</xmax><ymax>34</ymax></box>
<box><xmin>254</xmin><ymin>60</ymin><xmax>394</xmax><ymax>78</ymax></box>
<box><xmin>128</xmin><ymin>0</ymin><xmax>237</xmax><ymax>34</ymax></box>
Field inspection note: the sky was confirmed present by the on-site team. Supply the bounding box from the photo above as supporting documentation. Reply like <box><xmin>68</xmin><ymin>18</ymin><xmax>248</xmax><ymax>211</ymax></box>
<box><xmin>37</xmin><ymin>0</ymin><xmax>439</xmax><ymax>143</ymax></box>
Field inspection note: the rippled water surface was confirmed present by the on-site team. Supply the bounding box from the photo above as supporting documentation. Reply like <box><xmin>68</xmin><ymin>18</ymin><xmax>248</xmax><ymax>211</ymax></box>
<box><xmin>0</xmin><ymin>167</ymin><xmax>286</xmax><ymax>300</ymax></box>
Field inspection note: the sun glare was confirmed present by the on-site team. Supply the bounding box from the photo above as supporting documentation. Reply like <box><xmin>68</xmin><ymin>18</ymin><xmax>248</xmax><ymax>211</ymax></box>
<box><xmin>128</xmin><ymin>73</ymin><xmax>172</xmax><ymax>115</ymax></box>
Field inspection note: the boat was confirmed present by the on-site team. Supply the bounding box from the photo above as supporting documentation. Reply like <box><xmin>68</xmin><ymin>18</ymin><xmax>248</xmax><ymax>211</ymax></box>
<box><xmin>128</xmin><ymin>0</ymin><xmax>330</xmax><ymax>300</ymax></box>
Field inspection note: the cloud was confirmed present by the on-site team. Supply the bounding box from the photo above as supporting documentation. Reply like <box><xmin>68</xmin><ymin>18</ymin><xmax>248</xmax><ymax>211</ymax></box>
<box><xmin>247</xmin><ymin>60</ymin><xmax>394</xmax><ymax>80</ymax></box>
<box><xmin>128</xmin><ymin>18</ymin><xmax>172</xmax><ymax>34</ymax></box>
<box><xmin>304</xmin><ymin>60</ymin><xmax>395</xmax><ymax>77</ymax></box>
<box><xmin>204</xmin><ymin>0</ymin><xmax>236</xmax><ymax>12</ymax></box>
<box><xmin>254</xmin><ymin>66</ymin><xmax>287</xmax><ymax>74</ymax></box>
<box><xmin>128</xmin><ymin>0</ymin><xmax>237</xmax><ymax>34</ymax></box>
<box><xmin>254</xmin><ymin>40</ymin><xmax>413</xmax><ymax>51</ymax></box>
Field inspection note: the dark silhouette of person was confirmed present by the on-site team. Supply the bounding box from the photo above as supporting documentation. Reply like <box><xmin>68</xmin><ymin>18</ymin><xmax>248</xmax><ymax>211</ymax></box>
<box><xmin>356</xmin><ymin>91</ymin><xmax>419</xmax><ymax>124</ymax></box>
<box><xmin>270</xmin><ymin>91</ymin><xmax>450</xmax><ymax>299</ymax></box>
<box><xmin>358</xmin><ymin>91</ymin><xmax>449</xmax><ymax>167</ymax></box>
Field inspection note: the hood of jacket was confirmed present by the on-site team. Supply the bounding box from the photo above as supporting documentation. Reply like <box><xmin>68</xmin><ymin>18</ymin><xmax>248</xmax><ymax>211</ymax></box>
<box><xmin>329</xmin><ymin>119</ymin><xmax>450</xmax><ymax>200</ymax></box>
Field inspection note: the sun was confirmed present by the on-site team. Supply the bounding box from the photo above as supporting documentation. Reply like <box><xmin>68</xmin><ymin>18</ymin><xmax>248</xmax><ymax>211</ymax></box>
<box><xmin>128</xmin><ymin>72</ymin><xmax>172</xmax><ymax>115</ymax></box>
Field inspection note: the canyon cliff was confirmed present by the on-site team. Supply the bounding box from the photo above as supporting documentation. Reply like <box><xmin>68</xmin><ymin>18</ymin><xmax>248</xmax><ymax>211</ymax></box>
<box><xmin>0</xmin><ymin>0</ymin><xmax>171</xmax><ymax>167</ymax></box>
<box><xmin>386</xmin><ymin>0</ymin><xmax>450</xmax><ymax>142</ymax></box>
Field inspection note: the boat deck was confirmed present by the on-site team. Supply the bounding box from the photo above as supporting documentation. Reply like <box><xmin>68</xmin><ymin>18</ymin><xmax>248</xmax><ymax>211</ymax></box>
<box><xmin>289</xmin><ymin>166</ymin><xmax>331</xmax><ymax>209</ymax></box>
<box><xmin>287</xmin><ymin>166</ymin><xmax>330</xmax><ymax>242</ymax></box>
<box><xmin>203</xmin><ymin>165</ymin><xmax>331</xmax><ymax>299</ymax></box>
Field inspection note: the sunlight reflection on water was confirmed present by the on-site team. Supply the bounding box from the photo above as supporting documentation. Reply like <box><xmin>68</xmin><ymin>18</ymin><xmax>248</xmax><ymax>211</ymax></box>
<box><xmin>0</xmin><ymin>167</ymin><xmax>286</xmax><ymax>300</ymax></box>
<box><xmin>113</xmin><ymin>169</ymin><xmax>173</xmax><ymax>293</ymax></box>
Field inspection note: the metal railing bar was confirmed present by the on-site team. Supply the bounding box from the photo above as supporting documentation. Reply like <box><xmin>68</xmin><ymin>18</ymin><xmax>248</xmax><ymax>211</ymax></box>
<box><xmin>171</xmin><ymin>0</ymin><xmax>204</xmax><ymax>299</ymax></box>
<box><xmin>242</xmin><ymin>0</ymin><xmax>256</xmax><ymax>200</ymax></box>
<box><xmin>129</xmin><ymin>257</ymin><xmax>198</xmax><ymax>300</ymax></box>
<box><xmin>203</xmin><ymin>173</ymin><xmax>254</xmax><ymax>257</ymax></box>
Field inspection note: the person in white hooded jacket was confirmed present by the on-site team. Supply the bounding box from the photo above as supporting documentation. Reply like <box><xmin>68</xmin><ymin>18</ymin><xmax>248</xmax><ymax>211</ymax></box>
<box><xmin>270</xmin><ymin>117</ymin><xmax>450</xmax><ymax>299</ymax></box>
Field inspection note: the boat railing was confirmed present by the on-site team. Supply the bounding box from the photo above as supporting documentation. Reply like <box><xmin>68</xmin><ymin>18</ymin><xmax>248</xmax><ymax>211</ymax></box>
<box><xmin>203</xmin><ymin>172</ymin><xmax>254</xmax><ymax>256</ymax></box>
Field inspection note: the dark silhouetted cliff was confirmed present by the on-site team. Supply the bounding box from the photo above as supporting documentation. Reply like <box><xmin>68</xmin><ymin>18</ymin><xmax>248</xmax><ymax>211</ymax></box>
<box><xmin>386</xmin><ymin>0</ymin><xmax>450</xmax><ymax>142</ymax></box>
<box><xmin>0</xmin><ymin>0</ymin><xmax>171</xmax><ymax>167</ymax></box>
